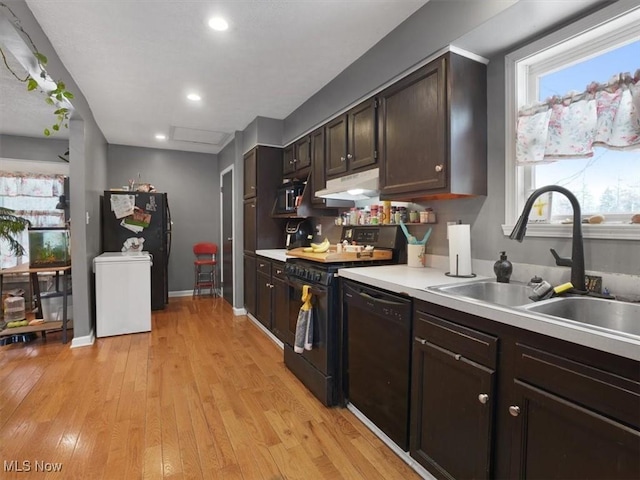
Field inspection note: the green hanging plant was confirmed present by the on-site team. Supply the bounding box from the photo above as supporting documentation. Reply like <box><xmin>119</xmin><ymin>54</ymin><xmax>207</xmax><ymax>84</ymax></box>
<box><xmin>0</xmin><ymin>2</ymin><xmax>74</xmax><ymax>136</ymax></box>
<box><xmin>0</xmin><ymin>207</ymin><xmax>31</xmax><ymax>257</ymax></box>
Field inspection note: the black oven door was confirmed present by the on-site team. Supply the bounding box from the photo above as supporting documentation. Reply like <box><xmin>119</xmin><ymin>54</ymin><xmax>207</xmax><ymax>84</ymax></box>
<box><xmin>285</xmin><ymin>277</ymin><xmax>329</xmax><ymax>375</ymax></box>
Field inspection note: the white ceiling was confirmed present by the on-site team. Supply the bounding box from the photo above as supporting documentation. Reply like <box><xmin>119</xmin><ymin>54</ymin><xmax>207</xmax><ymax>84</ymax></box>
<box><xmin>16</xmin><ymin>0</ymin><xmax>429</xmax><ymax>154</ymax></box>
<box><xmin>2</xmin><ymin>0</ymin><xmax>607</xmax><ymax>155</ymax></box>
<box><xmin>0</xmin><ymin>43</ymin><xmax>69</xmax><ymax>140</ymax></box>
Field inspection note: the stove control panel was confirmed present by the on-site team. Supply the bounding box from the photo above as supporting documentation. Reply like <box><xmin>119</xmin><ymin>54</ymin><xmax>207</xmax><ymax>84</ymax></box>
<box><xmin>340</xmin><ymin>225</ymin><xmax>402</xmax><ymax>249</ymax></box>
<box><xmin>284</xmin><ymin>262</ymin><xmax>333</xmax><ymax>286</ymax></box>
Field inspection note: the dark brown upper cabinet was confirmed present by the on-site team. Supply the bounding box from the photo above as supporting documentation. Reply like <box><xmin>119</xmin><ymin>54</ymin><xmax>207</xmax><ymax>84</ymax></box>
<box><xmin>243</xmin><ymin>147</ymin><xmax>257</xmax><ymax>199</ymax></box>
<box><xmin>310</xmin><ymin>127</ymin><xmax>327</xmax><ymax>206</ymax></box>
<box><xmin>326</xmin><ymin>98</ymin><xmax>377</xmax><ymax>178</ymax></box>
<box><xmin>243</xmin><ymin>146</ymin><xmax>285</xmax><ymax>254</ymax></box>
<box><xmin>378</xmin><ymin>52</ymin><xmax>487</xmax><ymax>200</ymax></box>
<box><xmin>283</xmin><ymin>136</ymin><xmax>311</xmax><ymax>178</ymax></box>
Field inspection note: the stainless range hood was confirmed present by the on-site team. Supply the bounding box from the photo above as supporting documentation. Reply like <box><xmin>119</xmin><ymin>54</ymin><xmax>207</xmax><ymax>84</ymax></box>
<box><xmin>315</xmin><ymin>168</ymin><xmax>379</xmax><ymax>201</ymax></box>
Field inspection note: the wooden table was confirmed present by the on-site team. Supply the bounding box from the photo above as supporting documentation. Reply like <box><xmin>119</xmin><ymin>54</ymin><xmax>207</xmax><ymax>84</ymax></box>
<box><xmin>0</xmin><ymin>264</ymin><xmax>72</xmax><ymax>344</ymax></box>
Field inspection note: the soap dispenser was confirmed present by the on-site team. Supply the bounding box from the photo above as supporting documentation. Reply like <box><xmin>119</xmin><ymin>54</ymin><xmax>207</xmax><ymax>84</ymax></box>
<box><xmin>494</xmin><ymin>251</ymin><xmax>513</xmax><ymax>283</ymax></box>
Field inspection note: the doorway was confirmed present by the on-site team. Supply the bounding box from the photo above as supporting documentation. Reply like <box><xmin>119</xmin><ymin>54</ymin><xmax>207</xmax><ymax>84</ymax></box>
<box><xmin>220</xmin><ymin>166</ymin><xmax>234</xmax><ymax>305</ymax></box>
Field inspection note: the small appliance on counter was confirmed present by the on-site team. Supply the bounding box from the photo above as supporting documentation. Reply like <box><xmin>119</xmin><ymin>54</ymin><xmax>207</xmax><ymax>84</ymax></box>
<box><xmin>285</xmin><ymin>219</ymin><xmax>313</xmax><ymax>250</ymax></box>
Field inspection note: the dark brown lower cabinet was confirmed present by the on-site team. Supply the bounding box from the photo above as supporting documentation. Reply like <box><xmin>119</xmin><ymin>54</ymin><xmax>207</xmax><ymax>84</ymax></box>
<box><xmin>256</xmin><ymin>257</ymin><xmax>272</xmax><ymax>329</ymax></box>
<box><xmin>509</xmin><ymin>379</ymin><xmax>640</xmax><ymax>480</ymax></box>
<box><xmin>510</xmin><ymin>343</ymin><xmax>640</xmax><ymax>479</ymax></box>
<box><xmin>411</xmin><ymin>300</ymin><xmax>640</xmax><ymax>480</ymax></box>
<box><xmin>255</xmin><ymin>257</ymin><xmax>288</xmax><ymax>342</ymax></box>
<box><xmin>243</xmin><ymin>254</ymin><xmax>256</xmax><ymax>316</ymax></box>
<box><xmin>411</xmin><ymin>310</ymin><xmax>496</xmax><ymax>480</ymax></box>
<box><xmin>271</xmin><ymin>269</ymin><xmax>289</xmax><ymax>344</ymax></box>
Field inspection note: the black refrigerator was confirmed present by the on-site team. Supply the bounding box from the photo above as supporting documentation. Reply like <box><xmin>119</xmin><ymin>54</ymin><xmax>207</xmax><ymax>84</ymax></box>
<box><xmin>101</xmin><ymin>191</ymin><xmax>171</xmax><ymax>310</ymax></box>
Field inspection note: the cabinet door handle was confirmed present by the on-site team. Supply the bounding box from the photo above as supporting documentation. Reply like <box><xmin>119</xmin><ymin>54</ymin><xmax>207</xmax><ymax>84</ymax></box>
<box><xmin>435</xmin><ymin>164</ymin><xmax>444</xmax><ymax>172</ymax></box>
<box><xmin>251</xmin><ymin>203</ymin><xmax>255</xmax><ymax>208</ymax></box>
<box><xmin>454</xmin><ymin>354</ymin><xmax>462</xmax><ymax>361</ymax></box>
<box><xmin>509</xmin><ymin>406</ymin><xmax>521</xmax><ymax>417</ymax></box>
<box><xmin>293</xmin><ymin>158</ymin><xmax>298</xmax><ymax>163</ymax></box>
<box><xmin>478</xmin><ymin>393</ymin><xmax>489</xmax><ymax>404</ymax></box>
<box><xmin>276</xmin><ymin>269</ymin><xmax>282</xmax><ymax>274</ymax></box>
<box><xmin>340</xmin><ymin>156</ymin><xmax>346</xmax><ymax>162</ymax></box>
<box><xmin>347</xmin><ymin>153</ymin><xmax>353</xmax><ymax>160</ymax></box>
<box><xmin>414</xmin><ymin>336</ymin><xmax>427</xmax><ymax>345</ymax></box>
<box><xmin>227</xmin><ymin>237</ymin><xmax>233</xmax><ymax>241</ymax></box>
<box><xmin>259</xmin><ymin>263</ymin><xmax>265</xmax><ymax>267</ymax></box>
<box><xmin>251</xmin><ymin>185</ymin><xmax>255</xmax><ymax>189</ymax></box>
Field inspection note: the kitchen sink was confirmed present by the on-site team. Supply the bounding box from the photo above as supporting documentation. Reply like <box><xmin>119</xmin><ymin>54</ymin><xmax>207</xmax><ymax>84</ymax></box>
<box><xmin>429</xmin><ymin>280</ymin><xmax>535</xmax><ymax>307</ymax></box>
<box><xmin>520</xmin><ymin>296</ymin><xmax>640</xmax><ymax>337</ymax></box>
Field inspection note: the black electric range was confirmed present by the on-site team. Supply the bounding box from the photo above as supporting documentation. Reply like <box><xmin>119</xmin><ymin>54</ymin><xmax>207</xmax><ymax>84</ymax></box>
<box><xmin>282</xmin><ymin>225</ymin><xmax>404</xmax><ymax>406</ymax></box>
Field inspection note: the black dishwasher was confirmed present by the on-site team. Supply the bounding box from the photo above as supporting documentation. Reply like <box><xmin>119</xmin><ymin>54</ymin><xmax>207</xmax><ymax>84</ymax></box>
<box><xmin>342</xmin><ymin>279</ymin><xmax>412</xmax><ymax>451</ymax></box>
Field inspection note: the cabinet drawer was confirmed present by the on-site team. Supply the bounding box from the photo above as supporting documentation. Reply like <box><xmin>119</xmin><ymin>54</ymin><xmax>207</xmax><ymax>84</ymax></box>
<box><xmin>414</xmin><ymin>311</ymin><xmax>497</xmax><ymax>369</ymax></box>
<box><xmin>256</xmin><ymin>258</ymin><xmax>272</xmax><ymax>276</ymax></box>
<box><xmin>272</xmin><ymin>262</ymin><xmax>285</xmax><ymax>280</ymax></box>
<box><xmin>515</xmin><ymin>343</ymin><xmax>640</xmax><ymax>429</ymax></box>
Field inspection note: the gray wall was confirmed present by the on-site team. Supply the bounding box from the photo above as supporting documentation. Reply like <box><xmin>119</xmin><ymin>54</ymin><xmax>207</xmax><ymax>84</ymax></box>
<box><xmin>69</xmin><ymin>117</ymin><xmax>108</xmax><ymax>338</ymax></box>
<box><xmin>4</xmin><ymin>0</ymin><xmax>110</xmax><ymax>341</ymax></box>
<box><xmin>283</xmin><ymin>0</ymin><xmax>517</xmax><ymax>143</ymax></box>
<box><xmin>107</xmin><ymin>144</ymin><xmax>219</xmax><ymax>292</ymax></box>
<box><xmin>0</xmin><ymin>134</ymin><xmax>68</xmax><ymax>161</ymax></box>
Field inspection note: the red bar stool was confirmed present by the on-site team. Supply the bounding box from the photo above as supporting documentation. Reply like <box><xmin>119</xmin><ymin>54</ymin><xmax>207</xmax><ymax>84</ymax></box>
<box><xmin>193</xmin><ymin>242</ymin><xmax>218</xmax><ymax>297</ymax></box>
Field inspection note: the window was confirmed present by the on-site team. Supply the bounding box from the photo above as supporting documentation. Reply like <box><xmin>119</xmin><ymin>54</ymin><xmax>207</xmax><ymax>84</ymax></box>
<box><xmin>0</xmin><ymin>171</ymin><xmax>65</xmax><ymax>269</ymax></box>
<box><xmin>504</xmin><ymin>3</ymin><xmax>640</xmax><ymax>240</ymax></box>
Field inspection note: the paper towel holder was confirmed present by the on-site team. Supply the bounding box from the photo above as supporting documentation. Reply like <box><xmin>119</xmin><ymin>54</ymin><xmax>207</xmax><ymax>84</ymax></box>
<box><xmin>445</xmin><ymin>254</ymin><xmax>477</xmax><ymax>278</ymax></box>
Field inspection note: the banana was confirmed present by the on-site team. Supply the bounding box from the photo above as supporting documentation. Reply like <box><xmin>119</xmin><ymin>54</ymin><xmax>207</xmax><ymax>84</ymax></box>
<box><xmin>303</xmin><ymin>247</ymin><xmax>314</xmax><ymax>252</ymax></box>
<box><xmin>312</xmin><ymin>238</ymin><xmax>330</xmax><ymax>253</ymax></box>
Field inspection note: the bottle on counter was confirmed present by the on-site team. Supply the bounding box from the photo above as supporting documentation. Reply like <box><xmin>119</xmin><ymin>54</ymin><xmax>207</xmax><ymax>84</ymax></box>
<box><xmin>370</xmin><ymin>205</ymin><xmax>379</xmax><ymax>224</ymax></box>
<box><xmin>382</xmin><ymin>201</ymin><xmax>391</xmax><ymax>224</ymax></box>
<box><xmin>494</xmin><ymin>251</ymin><xmax>513</xmax><ymax>283</ymax></box>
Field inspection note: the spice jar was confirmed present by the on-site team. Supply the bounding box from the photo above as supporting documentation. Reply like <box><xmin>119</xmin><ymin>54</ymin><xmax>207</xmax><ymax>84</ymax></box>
<box><xmin>370</xmin><ymin>205</ymin><xmax>379</xmax><ymax>224</ymax></box>
<box><xmin>409</xmin><ymin>210</ymin><xmax>419</xmax><ymax>223</ymax></box>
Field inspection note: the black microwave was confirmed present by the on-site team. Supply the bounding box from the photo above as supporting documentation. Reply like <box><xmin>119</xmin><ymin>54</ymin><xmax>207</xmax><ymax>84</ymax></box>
<box><xmin>275</xmin><ymin>181</ymin><xmax>305</xmax><ymax>214</ymax></box>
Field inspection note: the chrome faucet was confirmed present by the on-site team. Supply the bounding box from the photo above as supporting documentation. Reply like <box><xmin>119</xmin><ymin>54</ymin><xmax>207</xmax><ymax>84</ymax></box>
<box><xmin>509</xmin><ymin>185</ymin><xmax>587</xmax><ymax>293</ymax></box>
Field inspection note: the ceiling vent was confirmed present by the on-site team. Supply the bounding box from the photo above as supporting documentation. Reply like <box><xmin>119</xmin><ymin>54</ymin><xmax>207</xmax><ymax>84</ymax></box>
<box><xmin>170</xmin><ymin>126</ymin><xmax>230</xmax><ymax>146</ymax></box>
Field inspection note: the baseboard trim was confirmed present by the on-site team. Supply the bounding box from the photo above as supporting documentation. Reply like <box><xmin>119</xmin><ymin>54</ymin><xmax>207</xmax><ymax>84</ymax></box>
<box><xmin>246</xmin><ymin>314</ymin><xmax>284</xmax><ymax>350</ymax></box>
<box><xmin>70</xmin><ymin>329</ymin><xmax>95</xmax><ymax>348</ymax></box>
<box><xmin>346</xmin><ymin>403</ymin><xmax>436</xmax><ymax>480</ymax></box>
<box><xmin>233</xmin><ymin>307</ymin><xmax>247</xmax><ymax>316</ymax></box>
<box><xmin>169</xmin><ymin>290</ymin><xmax>193</xmax><ymax>298</ymax></box>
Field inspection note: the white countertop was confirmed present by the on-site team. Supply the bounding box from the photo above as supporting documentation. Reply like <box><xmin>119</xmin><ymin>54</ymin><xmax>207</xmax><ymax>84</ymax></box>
<box><xmin>250</xmin><ymin>250</ymin><xmax>639</xmax><ymax>361</ymax></box>
<box><xmin>338</xmin><ymin>264</ymin><xmax>640</xmax><ymax>362</ymax></box>
<box><xmin>255</xmin><ymin>249</ymin><xmax>288</xmax><ymax>263</ymax></box>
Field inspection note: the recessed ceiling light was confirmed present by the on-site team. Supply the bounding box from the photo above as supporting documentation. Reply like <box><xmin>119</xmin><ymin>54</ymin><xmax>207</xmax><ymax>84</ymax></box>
<box><xmin>187</xmin><ymin>93</ymin><xmax>202</xmax><ymax>102</ymax></box>
<box><xmin>208</xmin><ymin>17</ymin><xmax>228</xmax><ymax>31</ymax></box>
<box><xmin>155</xmin><ymin>134</ymin><xmax>167</xmax><ymax>140</ymax></box>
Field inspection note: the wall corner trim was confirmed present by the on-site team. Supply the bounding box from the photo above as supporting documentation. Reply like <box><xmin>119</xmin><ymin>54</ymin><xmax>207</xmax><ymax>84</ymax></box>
<box><xmin>70</xmin><ymin>330</ymin><xmax>95</xmax><ymax>348</ymax></box>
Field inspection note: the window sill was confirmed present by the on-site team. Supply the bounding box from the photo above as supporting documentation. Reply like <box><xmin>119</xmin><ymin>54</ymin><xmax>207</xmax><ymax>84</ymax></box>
<box><xmin>501</xmin><ymin>223</ymin><xmax>640</xmax><ymax>241</ymax></box>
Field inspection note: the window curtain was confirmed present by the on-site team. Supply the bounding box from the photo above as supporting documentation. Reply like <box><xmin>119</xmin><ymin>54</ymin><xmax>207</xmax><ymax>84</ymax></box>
<box><xmin>516</xmin><ymin>70</ymin><xmax>640</xmax><ymax>165</ymax></box>
<box><xmin>0</xmin><ymin>172</ymin><xmax>65</xmax><ymax>269</ymax></box>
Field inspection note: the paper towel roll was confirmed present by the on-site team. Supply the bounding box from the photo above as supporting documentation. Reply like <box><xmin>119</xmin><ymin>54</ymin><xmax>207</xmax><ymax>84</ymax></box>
<box><xmin>448</xmin><ymin>224</ymin><xmax>473</xmax><ymax>276</ymax></box>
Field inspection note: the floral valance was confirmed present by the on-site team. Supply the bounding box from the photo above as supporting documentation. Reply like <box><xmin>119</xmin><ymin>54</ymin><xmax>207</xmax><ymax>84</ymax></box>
<box><xmin>516</xmin><ymin>70</ymin><xmax>640</xmax><ymax>165</ymax></box>
<box><xmin>0</xmin><ymin>171</ymin><xmax>64</xmax><ymax>197</ymax></box>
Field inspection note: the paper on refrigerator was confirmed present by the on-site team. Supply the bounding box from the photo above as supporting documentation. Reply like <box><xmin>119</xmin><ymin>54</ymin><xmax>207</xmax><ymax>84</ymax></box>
<box><xmin>110</xmin><ymin>194</ymin><xmax>135</xmax><ymax>219</ymax></box>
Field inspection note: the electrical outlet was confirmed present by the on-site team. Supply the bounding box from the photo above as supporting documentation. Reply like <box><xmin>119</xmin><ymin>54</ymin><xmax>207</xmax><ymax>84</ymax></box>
<box><xmin>585</xmin><ymin>275</ymin><xmax>602</xmax><ymax>294</ymax></box>
<box><xmin>315</xmin><ymin>224</ymin><xmax>322</xmax><ymax>237</ymax></box>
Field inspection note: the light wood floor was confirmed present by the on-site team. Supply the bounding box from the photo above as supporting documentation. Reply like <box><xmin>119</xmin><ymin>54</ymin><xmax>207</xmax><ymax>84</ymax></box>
<box><xmin>0</xmin><ymin>297</ymin><xmax>421</xmax><ymax>479</ymax></box>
